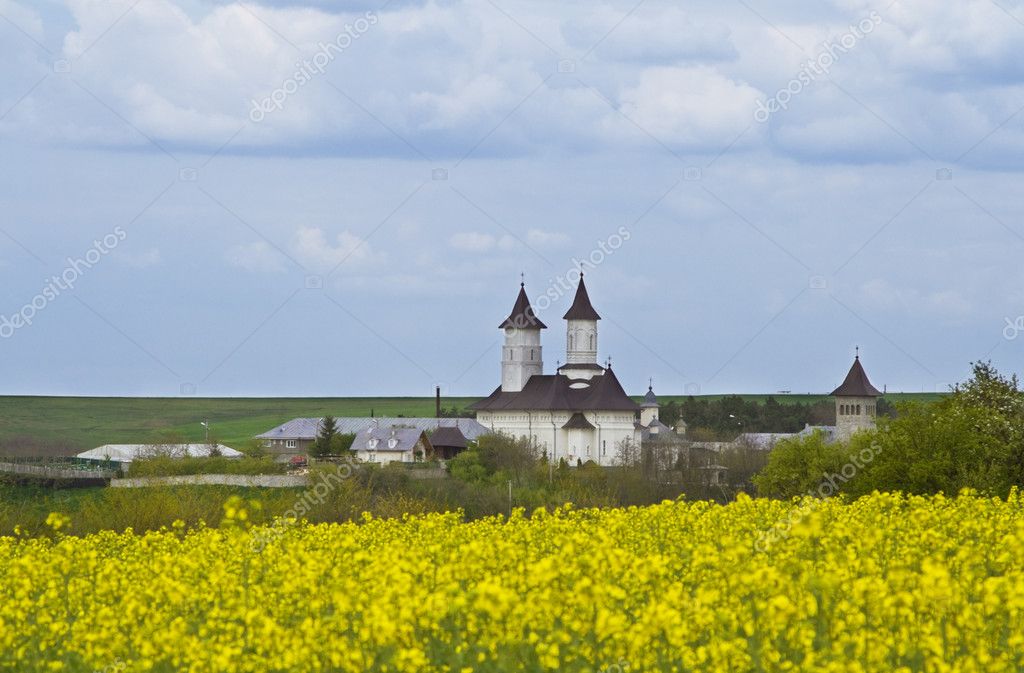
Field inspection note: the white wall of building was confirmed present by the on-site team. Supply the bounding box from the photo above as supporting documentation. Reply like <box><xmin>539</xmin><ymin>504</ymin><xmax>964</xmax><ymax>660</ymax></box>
<box><xmin>501</xmin><ymin>328</ymin><xmax>543</xmax><ymax>393</ymax></box>
<box><xmin>565</xmin><ymin>319</ymin><xmax>598</xmax><ymax>365</ymax></box>
<box><xmin>476</xmin><ymin>410</ymin><xmax>638</xmax><ymax>466</ymax></box>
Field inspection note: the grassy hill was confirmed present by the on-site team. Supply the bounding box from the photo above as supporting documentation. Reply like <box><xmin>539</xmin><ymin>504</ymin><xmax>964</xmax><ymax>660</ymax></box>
<box><xmin>0</xmin><ymin>397</ymin><xmax>477</xmax><ymax>453</ymax></box>
<box><xmin>0</xmin><ymin>393</ymin><xmax>946</xmax><ymax>454</ymax></box>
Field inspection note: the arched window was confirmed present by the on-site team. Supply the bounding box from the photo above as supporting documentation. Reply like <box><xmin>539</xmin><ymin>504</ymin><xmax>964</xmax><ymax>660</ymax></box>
<box><xmin>530</xmin><ymin>349</ymin><xmax>535</xmax><ymax>361</ymax></box>
<box><xmin>589</xmin><ymin>333</ymin><xmax>595</xmax><ymax>350</ymax></box>
<box><xmin>856</xmin><ymin>404</ymin><xmax>861</xmax><ymax>415</ymax></box>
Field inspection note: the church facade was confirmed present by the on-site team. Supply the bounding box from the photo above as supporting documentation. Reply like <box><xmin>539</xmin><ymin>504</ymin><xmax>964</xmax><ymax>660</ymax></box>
<box><xmin>470</xmin><ymin>276</ymin><xmax>640</xmax><ymax>466</ymax></box>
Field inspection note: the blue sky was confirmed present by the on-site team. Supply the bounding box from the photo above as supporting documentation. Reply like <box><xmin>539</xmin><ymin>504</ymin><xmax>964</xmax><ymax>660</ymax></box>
<box><xmin>1</xmin><ymin>0</ymin><xmax>1024</xmax><ymax>398</ymax></box>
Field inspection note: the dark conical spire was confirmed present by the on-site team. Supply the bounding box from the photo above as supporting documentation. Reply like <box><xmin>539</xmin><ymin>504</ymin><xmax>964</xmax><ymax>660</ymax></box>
<box><xmin>830</xmin><ymin>353</ymin><xmax>881</xmax><ymax>397</ymax></box>
<box><xmin>563</xmin><ymin>274</ymin><xmax>601</xmax><ymax>321</ymax></box>
<box><xmin>500</xmin><ymin>282</ymin><xmax>547</xmax><ymax>329</ymax></box>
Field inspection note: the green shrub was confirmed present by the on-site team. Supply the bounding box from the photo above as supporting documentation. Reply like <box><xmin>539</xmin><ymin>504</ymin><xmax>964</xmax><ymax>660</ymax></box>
<box><xmin>127</xmin><ymin>456</ymin><xmax>286</xmax><ymax>477</ymax></box>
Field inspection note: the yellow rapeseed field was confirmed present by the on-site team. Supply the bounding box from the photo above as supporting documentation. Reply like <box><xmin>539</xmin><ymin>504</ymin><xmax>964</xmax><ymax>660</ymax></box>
<box><xmin>1</xmin><ymin>492</ymin><xmax>1023</xmax><ymax>672</ymax></box>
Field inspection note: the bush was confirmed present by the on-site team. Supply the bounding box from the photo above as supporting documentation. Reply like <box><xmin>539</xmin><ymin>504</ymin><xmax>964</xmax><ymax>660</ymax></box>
<box><xmin>753</xmin><ymin>431</ymin><xmax>853</xmax><ymax>499</ymax></box>
<box><xmin>128</xmin><ymin>456</ymin><xmax>287</xmax><ymax>477</ymax></box>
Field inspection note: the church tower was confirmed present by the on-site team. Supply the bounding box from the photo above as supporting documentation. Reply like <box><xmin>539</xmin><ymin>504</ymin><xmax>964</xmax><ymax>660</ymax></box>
<box><xmin>500</xmin><ymin>282</ymin><xmax>546</xmax><ymax>393</ymax></box>
<box><xmin>640</xmin><ymin>383</ymin><xmax>659</xmax><ymax>426</ymax></box>
<box><xmin>559</xmin><ymin>274</ymin><xmax>602</xmax><ymax>381</ymax></box>
<box><xmin>831</xmin><ymin>349</ymin><xmax>881</xmax><ymax>440</ymax></box>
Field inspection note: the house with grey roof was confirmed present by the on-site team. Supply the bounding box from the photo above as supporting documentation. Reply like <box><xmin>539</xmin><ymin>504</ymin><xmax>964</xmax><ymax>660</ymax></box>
<box><xmin>350</xmin><ymin>427</ymin><xmax>432</xmax><ymax>465</ymax></box>
<box><xmin>256</xmin><ymin>417</ymin><xmax>489</xmax><ymax>459</ymax></box>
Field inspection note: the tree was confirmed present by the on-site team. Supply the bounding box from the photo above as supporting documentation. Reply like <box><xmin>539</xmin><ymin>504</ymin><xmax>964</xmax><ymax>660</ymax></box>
<box><xmin>753</xmin><ymin>431</ymin><xmax>853</xmax><ymax>499</ymax></box>
<box><xmin>613</xmin><ymin>437</ymin><xmax>642</xmax><ymax>468</ymax></box>
<box><xmin>310</xmin><ymin>416</ymin><xmax>338</xmax><ymax>458</ymax></box>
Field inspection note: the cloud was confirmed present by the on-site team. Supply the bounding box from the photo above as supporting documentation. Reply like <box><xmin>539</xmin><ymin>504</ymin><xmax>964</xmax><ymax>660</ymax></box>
<box><xmin>0</xmin><ymin>0</ymin><xmax>1019</xmax><ymax>170</ymax></box>
<box><xmin>614</xmin><ymin>66</ymin><xmax>764</xmax><ymax>148</ymax></box>
<box><xmin>225</xmin><ymin>241</ymin><xmax>286</xmax><ymax>273</ymax></box>
<box><xmin>290</xmin><ymin>226</ymin><xmax>382</xmax><ymax>271</ymax></box>
<box><xmin>449</xmin><ymin>231</ymin><xmax>521</xmax><ymax>253</ymax></box>
<box><xmin>562</xmin><ymin>6</ymin><xmax>736</xmax><ymax>63</ymax></box>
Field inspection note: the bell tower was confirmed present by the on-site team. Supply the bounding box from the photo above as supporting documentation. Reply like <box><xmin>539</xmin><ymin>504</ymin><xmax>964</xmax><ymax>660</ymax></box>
<box><xmin>831</xmin><ymin>348</ymin><xmax>881</xmax><ymax>441</ymax></box>
<box><xmin>500</xmin><ymin>281</ymin><xmax>545</xmax><ymax>393</ymax></box>
<box><xmin>559</xmin><ymin>274</ymin><xmax>603</xmax><ymax>381</ymax></box>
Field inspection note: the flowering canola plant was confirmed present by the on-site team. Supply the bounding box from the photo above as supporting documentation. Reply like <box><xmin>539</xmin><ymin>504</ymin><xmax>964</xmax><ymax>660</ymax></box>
<box><xmin>1</xmin><ymin>492</ymin><xmax>1023</xmax><ymax>672</ymax></box>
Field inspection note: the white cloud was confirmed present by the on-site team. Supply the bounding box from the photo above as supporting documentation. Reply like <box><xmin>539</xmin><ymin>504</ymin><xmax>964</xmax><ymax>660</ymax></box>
<box><xmin>290</xmin><ymin>226</ymin><xmax>382</xmax><ymax>271</ymax></box>
<box><xmin>449</xmin><ymin>231</ymin><xmax>522</xmax><ymax>253</ymax></box>
<box><xmin>614</xmin><ymin>66</ymin><xmax>764</xmax><ymax>148</ymax></box>
<box><xmin>0</xmin><ymin>0</ymin><xmax>1017</xmax><ymax>169</ymax></box>
<box><xmin>225</xmin><ymin>241</ymin><xmax>286</xmax><ymax>273</ymax></box>
<box><xmin>562</xmin><ymin>6</ymin><xmax>736</xmax><ymax>62</ymax></box>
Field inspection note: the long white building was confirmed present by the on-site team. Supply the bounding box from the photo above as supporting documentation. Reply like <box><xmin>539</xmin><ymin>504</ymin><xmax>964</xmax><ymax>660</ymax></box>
<box><xmin>470</xmin><ymin>276</ymin><xmax>640</xmax><ymax>466</ymax></box>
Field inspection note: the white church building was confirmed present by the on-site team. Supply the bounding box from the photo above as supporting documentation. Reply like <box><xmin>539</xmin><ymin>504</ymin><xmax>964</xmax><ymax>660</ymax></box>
<box><xmin>470</xmin><ymin>276</ymin><xmax>641</xmax><ymax>466</ymax></box>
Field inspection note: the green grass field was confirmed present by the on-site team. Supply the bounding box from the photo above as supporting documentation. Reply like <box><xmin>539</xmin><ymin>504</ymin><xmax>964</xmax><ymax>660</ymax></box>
<box><xmin>0</xmin><ymin>397</ymin><xmax>478</xmax><ymax>452</ymax></box>
<box><xmin>0</xmin><ymin>393</ymin><xmax>946</xmax><ymax>454</ymax></box>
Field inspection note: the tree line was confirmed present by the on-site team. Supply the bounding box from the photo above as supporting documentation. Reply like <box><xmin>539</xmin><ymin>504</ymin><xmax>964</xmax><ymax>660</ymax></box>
<box><xmin>656</xmin><ymin>395</ymin><xmax>893</xmax><ymax>439</ymax></box>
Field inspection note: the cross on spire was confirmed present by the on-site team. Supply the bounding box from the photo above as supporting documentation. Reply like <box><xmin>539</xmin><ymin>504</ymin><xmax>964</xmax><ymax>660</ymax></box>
<box><xmin>520</xmin><ymin>271</ymin><xmax>525</xmax><ymax>287</ymax></box>
<box><xmin>855</xmin><ymin>345</ymin><xmax>860</xmax><ymax>359</ymax></box>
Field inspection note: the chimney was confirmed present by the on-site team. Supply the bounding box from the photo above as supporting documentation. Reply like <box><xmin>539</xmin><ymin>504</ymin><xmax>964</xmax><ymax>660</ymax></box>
<box><xmin>436</xmin><ymin>386</ymin><xmax>442</xmax><ymax>418</ymax></box>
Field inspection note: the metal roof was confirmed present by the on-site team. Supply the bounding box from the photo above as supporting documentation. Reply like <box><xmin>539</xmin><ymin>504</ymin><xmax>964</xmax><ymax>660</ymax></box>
<box><xmin>562</xmin><ymin>412</ymin><xmax>596</xmax><ymax>430</ymax></box>
<box><xmin>77</xmin><ymin>444</ymin><xmax>243</xmax><ymax>463</ymax></box>
<box><xmin>563</xmin><ymin>275</ymin><xmax>601</xmax><ymax>321</ymax></box>
<box><xmin>500</xmin><ymin>283</ymin><xmax>547</xmax><ymax>330</ymax></box>
<box><xmin>830</xmin><ymin>356</ymin><xmax>881</xmax><ymax>397</ymax></box>
<box><xmin>470</xmin><ymin>368</ymin><xmax>639</xmax><ymax>412</ymax></box>
<box><xmin>350</xmin><ymin>428</ymin><xmax>428</xmax><ymax>454</ymax></box>
<box><xmin>256</xmin><ymin>417</ymin><xmax>491</xmax><ymax>441</ymax></box>
<box><xmin>642</xmin><ymin>386</ymin><xmax>658</xmax><ymax>407</ymax></box>
<box><xmin>430</xmin><ymin>426</ymin><xmax>468</xmax><ymax>449</ymax></box>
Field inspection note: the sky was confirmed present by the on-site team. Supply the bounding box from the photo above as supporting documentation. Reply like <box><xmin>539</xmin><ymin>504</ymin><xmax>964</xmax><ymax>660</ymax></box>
<box><xmin>1</xmin><ymin>0</ymin><xmax>1024</xmax><ymax>398</ymax></box>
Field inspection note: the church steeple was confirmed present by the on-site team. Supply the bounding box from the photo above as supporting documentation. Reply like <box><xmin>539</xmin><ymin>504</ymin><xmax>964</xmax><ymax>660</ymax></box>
<box><xmin>563</xmin><ymin>273</ymin><xmax>601</xmax><ymax>321</ymax></box>
<box><xmin>501</xmin><ymin>282</ymin><xmax>547</xmax><ymax>330</ymax></box>
<box><xmin>563</xmin><ymin>274</ymin><xmax>600</xmax><ymax>371</ymax></box>
<box><xmin>500</xmin><ymin>280</ymin><xmax>544</xmax><ymax>393</ymax></box>
<box><xmin>640</xmin><ymin>380</ymin><xmax>659</xmax><ymax>426</ymax></box>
